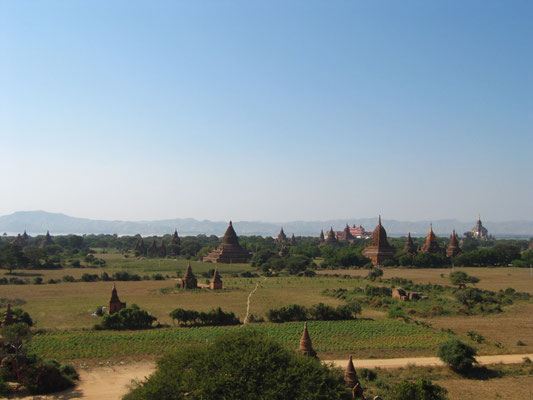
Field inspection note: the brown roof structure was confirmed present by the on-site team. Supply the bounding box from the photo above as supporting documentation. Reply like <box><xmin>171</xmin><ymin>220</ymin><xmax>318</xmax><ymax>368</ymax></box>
<box><xmin>403</xmin><ymin>232</ymin><xmax>417</xmax><ymax>255</ymax></box>
<box><xmin>319</xmin><ymin>230</ymin><xmax>325</xmax><ymax>244</ymax></box>
<box><xmin>362</xmin><ymin>216</ymin><xmax>396</xmax><ymax>266</ymax></box>
<box><xmin>446</xmin><ymin>230</ymin><xmax>462</xmax><ymax>258</ymax></box>
<box><xmin>181</xmin><ymin>262</ymin><xmax>198</xmax><ymax>289</ymax></box>
<box><xmin>159</xmin><ymin>241</ymin><xmax>167</xmax><ymax>257</ymax></box>
<box><xmin>1</xmin><ymin>304</ymin><xmax>14</xmax><ymax>327</ymax></box>
<box><xmin>421</xmin><ymin>225</ymin><xmax>442</xmax><ymax>254</ymax></box>
<box><xmin>202</xmin><ymin>221</ymin><xmax>251</xmax><ymax>263</ymax></box>
<box><xmin>134</xmin><ymin>237</ymin><xmax>147</xmax><ymax>256</ymax></box>
<box><xmin>289</xmin><ymin>233</ymin><xmax>297</xmax><ymax>246</ymax></box>
<box><xmin>147</xmin><ymin>238</ymin><xmax>158</xmax><ymax>257</ymax></box>
<box><xmin>275</xmin><ymin>228</ymin><xmax>287</xmax><ymax>244</ymax></box>
<box><xmin>298</xmin><ymin>322</ymin><xmax>317</xmax><ymax>357</ymax></box>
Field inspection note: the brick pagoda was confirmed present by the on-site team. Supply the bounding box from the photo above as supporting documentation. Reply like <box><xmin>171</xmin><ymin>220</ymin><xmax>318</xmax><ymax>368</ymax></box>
<box><xmin>403</xmin><ymin>232</ymin><xmax>417</xmax><ymax>255</ymax></box>
<box><xmin>203</xmin><ymin>221</ymin><xmax>251</xmax><ymax>263</ymax></box>
<box><xmin>275</xmin><ymin>227</ymin><xmax>287</xmax><ymax>244</ymax></box>
<box><xmin>299</xmin><ymin>322</ymin><xmax>316</xmax><ymax>357</ymax></box>
<box><xmin>181</xmin><ymin>262</ymin><xmax>198</xmax><ymax>289</ymax></box>
<box><xmin>362</xmin><ymin>216</ymin><xmax>395</xmax><ymax>266</ymax></box>
<box><xmin>421</xmin><ymin>225</ymin><xmax>442</xmax><ymax>253</ymax></box>
<box><xmin>209</xmin><ymin>268</ymin><xmax>223</xmax><ymax>290</ymax></box>
<box><xmin>108</xmin><ymin>284</ymin><xmax>126</xmax><ymax>314</ymax></box>
<box><xmin>446</xmin><ymin>230</ymin><xmax>462</xmax><ymax>258</ymax></box>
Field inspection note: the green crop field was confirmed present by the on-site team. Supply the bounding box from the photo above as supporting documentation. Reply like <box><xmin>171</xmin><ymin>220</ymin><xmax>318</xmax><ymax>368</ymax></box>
<box><xmin>30</xmin><ymin>319</ymin><xmax>452</xmax><ymax>361</ymax></box>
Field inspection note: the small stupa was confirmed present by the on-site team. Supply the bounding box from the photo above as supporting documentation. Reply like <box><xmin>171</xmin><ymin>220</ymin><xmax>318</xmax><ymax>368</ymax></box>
<box><xmin>181</xmin><ymin>262</ymin><xmax>198</xmax><ymax>289</ymax></box>
<box><xmin>1</xmin><ymin>304</ymin><xmax>14</xmax><ymax>327</ymax></box>
<box><xmin>108</xmin><ymin>284</ymin><xmax>126</xmax><ymax>314</ymax></box>
<box><xmin>39</xmin><ymin>230</ymin><xmax>54</xmax><ymax>248</ymax></box>
<box><xmin>209</xmin><ymin>268</ymin><xmax>223</xmax><ymax>290</ymax></box>
<box><xmin>403</xmin><ymin>232</ymin><xmax>417</xmax><ymax>255</ymax></box>
<box><xmin>446</xmin><ymin>230</ymin><xmax>462</xmax><ymax>258</ymax></box>
<box><xmin>299</xmin><ymin>322</ymin><xmax>317</xmax><ymax>357</ymax></box>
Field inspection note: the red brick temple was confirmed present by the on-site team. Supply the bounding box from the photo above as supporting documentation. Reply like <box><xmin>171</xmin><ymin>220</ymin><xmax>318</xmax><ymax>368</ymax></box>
<box><xmin>203</xmin><ymin>221</ymin><xmax>251</xmax><ymax>263</ymax></box>
<box><xmin>108</xmin><ymin>284</ymin><xmax>126</xmax><ymax>314</ymax></box>
<box><xmin>446</xmin><ymin>230</ymin><xmax>462</xmax><ymax>258</ymax></box>
<box><xmin>209</xmin><ymin>268</ymin><xmax>223</xmax><ymax>290</ymax></box>
<box><xmin>181</xmin><ymin>262</ymin><xmax>198</xmax><ymax>289</ymax></box>
<box><xmin>403</xmin><ymin>232</ymin><xmax>417</xmax><ymax>255</ymax></box>
<box><xmin>362</xmin><ymin>216</ymin><xmax>395</xmax><ymax>266</ymax></box>
<box><xmin>421</xmin><ymin>225</ymin><xmax>442</xmax><ymax>253</ymax></box>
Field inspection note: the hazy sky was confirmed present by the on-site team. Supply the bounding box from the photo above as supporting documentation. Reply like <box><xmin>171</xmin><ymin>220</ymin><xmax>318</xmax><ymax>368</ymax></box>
<box><xmin>1</xmin><ymin>1</ymin><xmax>532</xmax><ymax>222</ymax></box>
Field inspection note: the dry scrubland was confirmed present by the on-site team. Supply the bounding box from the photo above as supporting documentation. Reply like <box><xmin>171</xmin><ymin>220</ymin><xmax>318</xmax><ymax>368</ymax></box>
<box><xmin>3</xmin><ymin>254</ymin><xmax>533</xmax><ymax>399</ymax></box>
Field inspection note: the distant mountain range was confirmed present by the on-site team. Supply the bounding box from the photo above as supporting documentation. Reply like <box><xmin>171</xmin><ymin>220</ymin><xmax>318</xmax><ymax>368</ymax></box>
<box><xmin>1</xmin><ymin>211</ymin><xmax>532</xmax><ymax>238</ymax></box>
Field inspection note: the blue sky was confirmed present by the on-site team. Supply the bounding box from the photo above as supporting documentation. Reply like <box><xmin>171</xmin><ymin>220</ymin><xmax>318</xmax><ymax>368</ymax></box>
<box><xmin>1</xmin><ymin>1</ymin><xmax>532</xmax><ymax>222</ymax></box>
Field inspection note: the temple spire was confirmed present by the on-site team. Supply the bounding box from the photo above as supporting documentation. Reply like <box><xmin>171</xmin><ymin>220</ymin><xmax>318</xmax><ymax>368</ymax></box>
<box><xmin>344</xmin><ymin>355</ymin><xmax>360</xmax><ymax>388</ymax></box>
<box><xmin>299</xmin><ymin>322</ymin><xmax>316</xmax><ymax>357</ymax></box>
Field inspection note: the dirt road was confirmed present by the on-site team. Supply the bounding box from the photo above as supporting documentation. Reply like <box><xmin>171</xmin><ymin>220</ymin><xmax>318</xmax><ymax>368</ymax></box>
<box><xmin>17</xmin><ymin>353</ymin><xmax>533</xmax><ymax>400</ymax></box>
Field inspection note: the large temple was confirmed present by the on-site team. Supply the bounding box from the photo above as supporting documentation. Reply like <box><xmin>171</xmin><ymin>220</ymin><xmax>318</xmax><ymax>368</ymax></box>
<box><xmin>420</xmin><ymin>225</ymin><xmax>442</xmax><ymax>253</ymax></box>
<box><xmin>340</xmin><ymin>224</ymin><xmax>355</xmax><ymax>242</ymax></box>
<box><xmin>362</xmin><ymin>216</ymin><xmax>395</xmax><ymax>266</ymax></box>
<box><xmin>275</xmin><ymin>228</ymin><xmax>287</xmax><ymax>244</ymax></box>
<box><xmin>203</xmin><ymin>221</ymin><xmax>251</xmax><ymax>263</ymax></box>
<box><xmin>323</xmin><ymin>227</ymin><xmax>339</xmax><ymax>245</ymax></box>
<box><xmin>471</xmin><ymin>216</ymin><xmax>489</xmax><ymax>240</ymax></box>
<box><xmin>446</xmin><ymin>230</ymin><xmax>462</xmax><ymax>258</ymax></box>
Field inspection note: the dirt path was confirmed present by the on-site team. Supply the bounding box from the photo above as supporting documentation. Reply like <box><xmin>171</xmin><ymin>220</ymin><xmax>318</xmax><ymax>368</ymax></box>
<box><xmin>326</xmin><ymin>353</ymin><xmax>533</xmax><ymax>369</ymax></box>
<box><xmin>17</xmin><ymin>353</ymin><xmax>533</xmax><ymax>399</ymax></box>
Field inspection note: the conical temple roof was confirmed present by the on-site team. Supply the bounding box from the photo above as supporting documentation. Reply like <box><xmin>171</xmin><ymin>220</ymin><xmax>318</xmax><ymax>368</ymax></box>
<box><xmin>319</xmin><ymin>230</ymin><xmax>325</xmax><ymax>242</ymax></box>
<box><xmin>184</xmin><ymin>262</ymin><xmax>195</xmax><ymax>279</ymax></box>
<box><xmin>110</xmin><ymin>284</ymin><xmax>120</xmax><ymax>302</ymax></box>
<box><xmin>343</xmin><ymin>224</ymin><xmax>354</xmax><ymax>240</ymax></box>
<box><xmin>170</xmin><ymin>229</ymin><xmax>180</xmax><ymax>245</ymax></box>
<box><xmin>299</xmin><ymin>322</ymin><xmax>315</xmax><ymax>355</ymax></box>
<box><xmin>404</xmin><ymin>232</ymin><xmax>416</xmax><ymax>254</ymax></box>
<box><xmin>222</xmin><ymin>221</ymin><xmax>240</xmax><ymax>246</ymax></box>
<box><xmin>344</xmin><ymin>355</ymin><xmax>360</xmax><ymax>388</ymax></box>
<box><xmin>421</xmin><ymin>224</ymin><xmax>441</xmax><ymax>253</ymax></box>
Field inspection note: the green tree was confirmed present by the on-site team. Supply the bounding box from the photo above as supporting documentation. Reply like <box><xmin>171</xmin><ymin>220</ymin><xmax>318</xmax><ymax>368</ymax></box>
<box><xmin>392</xmin><ymin>378</ymin><xmax>448</xmax><ymax>400</ymax></box>
<box><xmin>449</xmin><ymin>271</ymin><xmax>479</xmax><ymax>289</ymax></box>
<box><xmin>123</xmin><ymin>330</ymin><xmax>346</xmax><ymax>400</ymax></box>
<box><xmin>437</xmin><ymin>339</ymin><xmax>477</xmax><ymax>373</ymax></box>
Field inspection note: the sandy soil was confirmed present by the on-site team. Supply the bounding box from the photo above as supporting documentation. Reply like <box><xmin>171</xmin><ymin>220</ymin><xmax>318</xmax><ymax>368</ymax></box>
<box><xmin>16</xmin><ymin>353</ymin><xmax>533</xmax><ymax>400</ymax></box>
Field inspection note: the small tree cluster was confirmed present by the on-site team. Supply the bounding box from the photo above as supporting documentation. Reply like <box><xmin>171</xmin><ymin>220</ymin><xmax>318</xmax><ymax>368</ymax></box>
<box><xmin>97</xmin><ymin>305</ymin><xmax>157</xmax><ymax>330</ymax></box>
<box><xmin>266</xmin><ymin>302</ymin><xmax>361</xmax><ymax>323</ymax></box>
<box><xmin>169</xmin><ymin>307</ymin><xmax>240</xmax><ymax>327</ymax></box>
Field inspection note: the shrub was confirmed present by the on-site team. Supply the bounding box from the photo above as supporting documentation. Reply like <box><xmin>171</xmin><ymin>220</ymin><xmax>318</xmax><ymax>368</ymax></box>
<box><xmin>122</xmin><ymin>330</ymin><xmax>346</xmax><ymax>400</ymax></box>
<box><xmin>267</xmin><ymin>304</ymin><xmax>307</xmax><ymax>323</ymax></box>
<box><xmin>98</xmin><ymin>305</ymin><xmax>157</xmax><ymax>330</ymax></box>
<box><xmin>392</xmin><ymin>378</ymin><xmax>448</xmax><ymax>400</ymax></box>
<box><xmin>151</xmin><ymin>273</ymin><xmax>165</xmax><ymax>280</ymax></box>
<box><xmin>62</xmin><ymin>275</ymin><xmax>76</xmax><ymax>282</ymax></box>
<box><xmin>22</xmin><ymin>360</ymin><xmax>74</xmax><ymax>395</ymax></box>
<box><xmin>32</xmin><ymin>277</ymin><xmax>43</xmax><ymax>285</ymax></box>
<box><xmin>367</xmin><ymin>267</ymin><xmax>383</xmax><ymax>281</ymax></box>
<box><xmin>437</xmin><ymin>339</ymin><xmax>477</xmax><ymax>373</ymax></box>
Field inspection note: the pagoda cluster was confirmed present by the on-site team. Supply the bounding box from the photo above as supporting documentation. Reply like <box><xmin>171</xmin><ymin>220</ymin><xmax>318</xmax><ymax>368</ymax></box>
<box><xmin>362</xmin><ymin>217</ymin><xmax>462</xmax><ymax>266</ymax></box>
<box><xmin>318</xmin><ymin>224</ymin><xmax>370</xmax><ymax>246</ymax></box>
<box><xmin>275</xmin><ymin>228</ymin><xmax>297</xmax><ymax>257</ymax></box>
<box><xmin>133</xmin><ymin>229</ymin><xmax>181</xmax><ymax>257</ymax></box>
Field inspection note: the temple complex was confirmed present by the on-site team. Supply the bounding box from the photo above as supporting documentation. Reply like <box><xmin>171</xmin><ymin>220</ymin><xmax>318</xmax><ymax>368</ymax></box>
<box><xmin>471</xmin><ymin>216</ymin><xmax>489</xmax><ymax>240</ymax></box>
<box><xmin>39</xmin><ymin>231</ymin><xmax>53</xmax><ymax>248</ymax></box>
<box><xmin>362</xmin><ymin>217</ymin><xmax>395</xmax><ymax>266</ymax></box>
<box><xmin>446</xmin><ymin>230</ymin><xmax>462</xmax><ymax>258</ymax></box>
<box><xmin>324</xmin><ymin>227</ymin><xmax>339</xmax><ymax>245</ymax></box>
<box><xmin>298</xmin><ymin>322</ymin><xmax>316</xmax><ymax>357</ymax></box>
<box><xmin>202</xmin><ymin>221</ymin><xmax>251</xmax><ymax>263</ymax></box>
<box><xmin>209</xmin><ymin>268</ymin><xmax>223</xmax><ymax>290</ymax></box>
<box><xmin>170</xmin><ymin>229</ymin><xmax>181</xmax><ymax>246</ymax></box>
<box><xmin>289</xmin><ymin>233</ymin><xmax>297</xmax><ymax>246</ymax></box>
<box><xmin>275</xmin><ymin>228</ymin><xmax>287</xmax><ymax>244</ymax></box>
<box><xmin>319</xmin><ymin>230</ymin><xmax>325</xmax><ymax>244</ymax></box>
<box><xmin>403</xmin><ymin>232</ymin><xmax>417</xmax><ymax>255</ymax></box>
<box><xmin>420</xmin><ymin>225</ymin><xmax>442</xmax><ymax>253</ymax></box>
<box><xmin>181</xmin><ymin>262</ymin><xmax>198</xmax><ymax>289</ymax></box>
<box><xmin>108</xmin><ymin>284</ymin><xmax>126</xmax><ymax>314</ymax></box>
<box><xmin>133</xmin><ymin>237</ymin><xmax>147</xmax><ymax>256</ymax></box>
<box><xmin>1</xmin><ymin>304</ymin><xmax>14</xmax><ymax>327</ymax></box>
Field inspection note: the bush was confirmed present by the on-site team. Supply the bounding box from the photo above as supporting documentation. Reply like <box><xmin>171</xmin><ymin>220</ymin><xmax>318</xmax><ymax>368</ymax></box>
<box><xmin>122</xmin><ymin>330</ymin><xmax>346</xmax><ymax>400</ymax></box>
<box><xmin>32</xmin><ymin>277</ymin><xmax>43</xmax><ymax>285</ymax></box>
<box><xmin>23</xmin><ymin>360</ymin><xmax>74</xmax><ymax>395</ymax></box>
<box><xmin>169</xmin><ymin>307</ymin><xmax>240</xmax><ymax>327</ymax></box>
<box><xmin>62</xmin><ymin>275</ymin><xmax>76</xmax><ymax>282</ymax></box>
<box><xmin>392</xmin><ymin>378</ymin><xmax>448</xmax><ymax>400</ymax></box>
<box><xmin>98</xmin><ymin>305</ymin><xmax>157</xmax><ymax>330</ymax></box>
<box><xmin>267</xmin><ymin>304</ymin><xmax>307</xmax><ymax>323</ymax></box>
<box><xmin>437</xmin><ymin>339</ymin><xmax>477</xmax><ymax>373</ymax></box>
